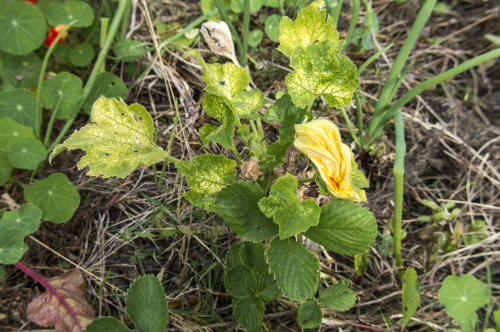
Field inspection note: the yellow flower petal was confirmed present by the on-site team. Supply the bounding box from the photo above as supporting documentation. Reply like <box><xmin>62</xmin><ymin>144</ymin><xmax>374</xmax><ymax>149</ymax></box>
<box><xmin>294</xmin><ymin>119</ymin><xmax>359</xmax><ymax>200</ymax></box>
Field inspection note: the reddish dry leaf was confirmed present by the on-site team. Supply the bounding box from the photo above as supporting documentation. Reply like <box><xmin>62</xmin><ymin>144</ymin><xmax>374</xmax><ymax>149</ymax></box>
<box><xmin>27</xmin><ymin>269</ymin><xmax>95</xmax><ymax>332</ymax></box>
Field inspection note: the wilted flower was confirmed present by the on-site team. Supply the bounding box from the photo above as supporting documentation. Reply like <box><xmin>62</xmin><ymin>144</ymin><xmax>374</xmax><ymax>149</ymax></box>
<box><xmin>200</xmin><ymin>20</ymin><xmax>237</xmax><ymax>64</ymax></box>
<box><xmin>294</xmin><ymin>119</ymin><xmax>359</xmax><ymax>200</ymax></box>
<box><xmin>45</xmin><ymin>25</ymin><xmax>68</xmax><ymax>47</ymax></box>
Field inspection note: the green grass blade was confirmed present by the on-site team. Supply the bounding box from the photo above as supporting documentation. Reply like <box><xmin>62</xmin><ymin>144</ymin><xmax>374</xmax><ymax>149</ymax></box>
<box><xmin>357</xmin><ymin>43</ymin><xmax>393</xmax><ymax>77</ymax></box>
<box><xmin>342</xmin><ymin>0</ymin><xmax>360</xmax><ymax>53</ymax></box>
<box><xmin>393</xmin><ymin>110</ymin><xmax>405</xmax><ymax>281</ymax></box>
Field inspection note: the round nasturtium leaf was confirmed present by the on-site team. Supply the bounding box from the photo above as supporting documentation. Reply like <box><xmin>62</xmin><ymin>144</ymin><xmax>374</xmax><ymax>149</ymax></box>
<box><xmin>0</xmin><ymin>224</ymin><xmax>28</xmax><ymax>265</ymax></box>
<box><xmin>54</xmin><ymin>43</ymin><xmax>72</xmax><ymax>64</ymax></box>
<box><xmin>0</xmin><ymin>152</ymin><xmax>13</xmax><ymax>186</ymax></box>
<box><xmin>0</xmin><ymin>52</ymin><xmax>42</xmax><ymax>88</ymax></box>
<box><xmin>0</xmin><ymin>88</ymin><xmax>37</xmax><ymax>129</ymax></box>
<box><xmin>248</xmin><ymin>30</ymin><xmax>264</xmax><ymax>48</ymax></box>
<box><xmin>45</xmin><ymin>0</ymin><xmax>95</xmax><ymax>28</ymax></box>
<box><xmin>1</xmin><ymin>203</ymin><xmax>42</xmax><ymax>236</ymax></box>
<box><xmin>114</xmin><ymin>39</ymin><xmax>147</xmax><ymax>62</ymax></box>
<box><xmin>0</xmin><ymin>118</ymin><xmax>35</xmax><ymax>152</ymax></box>
<box><xmin>82</xmin><ymin>72</ymin><xmax>128</xmax><ymax>114</ymax></box>
<box><xmin>8</xmin><ymin>137</ymin><xmax>46</xmax><ymax>170</ymax></box>
<box><xmin>41</xmin><ymin>72</ymin><xmax>83</xmax><ymax>119</ymax></box>
<box><xmin>69</xmin><ymin>42</ymin><xmax>95</xmax><ymax>67</ymax></box>
<box><xmin>24</xmin><ymin>173</ymin><xmax>81</xmax><ymax>224</ymax></box>
<box><xmin>265</xmin><ymin>14</ymin><xmax>282</xmax><ymax>42</ymax></box>
<box><xmin>231</xmin><ymin>0</ymin><xmax>265</xmax><ymax>13</ymax></box>
<box><xmin>438</xmin><ymin>274</ymin><xmax>489</xmax><ymax>323</ymax></box>
<box><xmin>0</xmin><ymin>2</ymin><xmax>46</xmax><ymax>55</ymax></box>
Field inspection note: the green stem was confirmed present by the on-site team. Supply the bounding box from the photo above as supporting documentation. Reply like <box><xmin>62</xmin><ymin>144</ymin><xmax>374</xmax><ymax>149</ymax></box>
<box><xmin>342</xmin><ymin>0</ymin><xmax>360</xmax><ymax>53</ymax></box>
<box><xmin>100</xmin><ymin>17</ymin><xmax>110</xmax><ymax>73</ymax></box>
<box><xmin>46</xmin><ymin>1</ymin><xmax>129</xmax><ymax>153</ymax></box>
<box><xmin>368</xmin><ymin>0</ymin><xmax>436</xmax><ymax>136</ymax></box>
<box><xmin>231</xmin><ymin>146</ymin><xmax>243</xmax><ymax>164</ymax></box>
<box><xmin>355</xmin><ymin>92</ymin><xmax>364</xmax><ymax>147</ymax></box>
<box><xmin>256</xmin><ymin>118</ymin><xmax>266</xmax><ymax>152</ymax></box>
<box><xmin>330</xmin><ymin>0</ymin><xmax>343</xmax><ymax>26</ymax></box>
<box><xmin>120</xmin><ymin>0</ymin><xmax>131</xmax><ymax>39</ymax></box>
<box><xmin>393</xmin><ymin>110</ymin><xmax>405</xmax><ymax>282</ymax></box>
<box><xmin>367</xmin><ymin>47</ymin><xmax>500</xmax><ymax>146</ymax></box>
<box><xmin>35</xmin><ymin>22</ymin><xmax>76</xmax><ymax>139</ymax></box>
<box><xmin>340</xmin><ymin>107</ymin><xmax>361</xmax><ymax>146</ymax></box>
<box><xmin>241</xmin><ymin>0</ymin><xmax>250</xmax><ymax>65</ymax></box>
<box><xmin>298</xmin><ymin>177</ymin><xmax>315</xmax><ymax>184</ymax></box>
<box><xmin>43</xmin><ymin>97</ymin><xmax>62</xmax><ymax>147</ymax></box>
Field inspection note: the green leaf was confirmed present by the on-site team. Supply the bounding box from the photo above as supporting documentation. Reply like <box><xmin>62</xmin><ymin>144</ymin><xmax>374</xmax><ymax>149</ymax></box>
<box><xmin>354</xmin><ymin>250</ymin><xmax>369</xmax><ymax>277</ymax></box>
<box><xmin>402</xmin><ymin>268</ymin><xmax>421</xmax><ymax>327</ymax></box>
<box><xmin>0</xmin><ymin>204</ymin><xmax>42</xmax><ymax>236</ymax></box>
<box><xmin>0</xmin><ymin>152</ymin><xmax>13</xmax><ymax>185</ymax></box>
<box><xmin>84</xmin><ymin>317</ymin><xmax>131</xmax><ymax>332</ymax></box>
<box><xmin>278</xmin><ymin>1</ymin><xmax>339</xmax><ymax>58</ymax></box>
<box><xmin>82</xmin><ymin>72</ymin><xmax>128</xmax><ymax>114</ymax></box>
<box><xmin>266</xmin><ymin>237</ymin><xmax>319</xmax><ymax>301</ymax></box>
<box><xmin>233</xmin><ymin>296</ymin><xmax>265</xmax><ymax>329</ymax></box>
<box><xmin>190</xmin><ymin>50</ymin><xmax>266</xmax><ymax>119</ymax></box>
<box><xmin>318</xmin><ymin>283</ymin><xmax>356</xmax><ymax>311</ymax></box>
<box><xmin>0</xmin><ymin>118</ymin><xmax>35</xmax><ymax>152</ymax></box>
<box><xmin>225</xmin><ymin>265</ymin><xmax>257</xmax><ymax>298</ymax></box>
<box><xmin>258</xmin><ymin>173</ymin><xmax>320</xmax><ymax>238</ymax></box>
<box><xmin>350</xmin><ymin>152</ymin><xmax>369</xmax><ymax>189</ymax></box>
<box><xmin>200</xmin><ymin>93</ymin><xmax>236</xmax><ymax>149</ymax></box>
<box><xmin>69</xmin><ymin>42</ymin><xmax>95</xmax><ymax>67</ymax></box>
<box><xmin>0</xmin><ymin>52</ymin><xmax>42</xmax><ymax>88</ymax></box>
<box><xmin>257</xmin><ymin>272</ymin><xmax>281</xmax><ymax>301</ymax></box>
<box><xmin>24</xmin><ymin>173</ymin><xmax>80</xmax><ymax>224</ymax></box>
<box><xmin>248</xmin><ymin>30</ymin><xmax>264</xmax><ymax>48</ymax></box>
<box><xmin>261</xmin><ymin>141</ymin><xmax>290</xmax><ymax>174</ymax></box>
<box><xmin>297</xmin><ymin>300</ymin><xmax>322</xmax><ymax>328</ymax></box>
<box><xmin>263</xmin><ymin>93</ymin><xmax>311</xmax><ymax>143</ymax></box>
<box><xmin>176</xmin><ymin>154</ymin><xmax>237</xmax><ymax>212</ymax></box>
<box><xmin>114</xmin><ymin>39</ymin><xmax>147</xmax><ymax>62</ymax></box>
<box><xmin>54</xmin><ymin>43</ymin><xmax>72</xmax><ymax>64</ymax></box>
<box><xmin>286</xmin><ymin>40</ymin><xmax>359</xmax><ymax>109</ymax></box>
<box><xmin>0</xmin><ymin>224</ymin><xmax>28</xmax><ymax>264</ymax></box>
<box><xmin>41</xmin><ymin>72</ymin><xmax>84</xmax><ymax>120</ymax></box>
<box><xmin>8</xmin><ymin>137</ymin><xmax>46</xmax><ymax>170</ymax></box>
<box><xmin>240</xmin><ymin>242</ymin><xmax>266</xmax><ymax>276</ymax></box>
<box><xmin>226</xmin><ymin>242</ymin><xmax>244</xmax><ymax>270</ymax></box>
<box><xmin>126</xmin><ymin>275</ymin><xmax>169</xmax><ymax>332</ymax></box>
<box><xmin>0</xmin><ymin>2</ymin><xmax>46</xmax><ymax>55</ymax></box>
<box><xmin>45</xmin><ymin>0</ymin><xmax>95</xmax><ymax>28</ymax></box>
<box><xmin>231</xmin><ymin>0</ymin><xmax>265</xmax><ymax>13</ymax></box>
<box><xmin>214</xmin><ymin>180</ymin><xmax>278</xmax><ymax>241</ymax></box>
<box><xmin>304</xmin><ymin>200</ymin><xmax>377</xmax><ymax>255</ymax></box>
<box><xmin>463</xmin><ymin>220</ymin><xmax>488</xmax><ymax>245</ymax></box>
<box><xmin>0</xmin><ymin>89</ymin><xmax>37</xmax><ymax>129</ymax></box>
<box><xmin>438</xmin><ymin>274</ymin><xmax>488</xmax><ymax>327</ymax></box>
<box><xmin>51</xmin><ymin>97</ymin><xmax>167</xmax><ymax>178</ymax></box>
<box><xmin>265</xmin><ymin>14</ymin><xmax>282</xmax><ymax>42</ymax></box>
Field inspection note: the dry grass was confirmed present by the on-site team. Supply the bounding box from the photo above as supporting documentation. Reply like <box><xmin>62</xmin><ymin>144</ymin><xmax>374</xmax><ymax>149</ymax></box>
<box><xmin>0</xmin><ymin>0</ymin><xmax>499</xmax><ymax>331</ymax></box>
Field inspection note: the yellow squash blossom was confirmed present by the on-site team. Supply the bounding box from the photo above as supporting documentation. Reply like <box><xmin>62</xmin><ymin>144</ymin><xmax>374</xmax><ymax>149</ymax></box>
<box><xmin>294</xmin><ymin>119</ymin><xmax>359</xmax><ymax>200</ymax></box>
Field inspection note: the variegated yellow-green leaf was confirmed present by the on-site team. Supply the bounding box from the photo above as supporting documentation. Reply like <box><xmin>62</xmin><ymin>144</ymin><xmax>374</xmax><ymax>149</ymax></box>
<box><xmin>286</xmin><ymin>39</ymin><xmax>359</xmax><ymax>109</ymax></box>
<box><xmin>190</xmin><ymin>50</ymin><xmax>266</xmax><ymax>119</ymax></box>
<box><xmin>50</xmin><ymin>97</ymin><xmax>168</xmax><ymax>178</ymax></box>
<box><xmin>199</xmin><ymin>93</ymin><xmax>236</xmax><ymax>149</ymax></box>
<box><xmin>176</xmin><ymin>154</ymin><xmax>237</xmax><ymax>212</ymax></box>
<box><xmin>277</xmin><ymin>0</ymin><xmax>339</xmax><ymax>58</ymax></box>
<box><xmin>258</xmin><ymin>173</ymin><xmax>320</xmax><ymax>239</ymax></box>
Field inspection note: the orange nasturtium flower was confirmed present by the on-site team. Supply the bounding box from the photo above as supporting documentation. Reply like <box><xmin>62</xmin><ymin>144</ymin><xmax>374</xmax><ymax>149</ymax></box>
<box><xmin>294</xmin><ymin>119</ymin><xmax>359</xmax><ymax>200</ymax></box>
<box><xmin>45</xmin><ymin>25</ymin><xmax>68</xmax><ymax>47</ymax></box>
<box><xmin>23</xmin><ymin>0</ymin><xmax>37</xmax><ymax>5</ymax></box>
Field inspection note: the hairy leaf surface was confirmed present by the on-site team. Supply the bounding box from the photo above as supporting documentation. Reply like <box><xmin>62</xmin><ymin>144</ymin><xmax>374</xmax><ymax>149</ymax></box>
<box><xmin>266</xmin><ymin>237</ymin><xmax>319</xmax><ymax>301</ymax></box>
<box><xmin>50</xmin><ymin>97</ymin><xmax>167</xmax><ymax>178</ymax></box>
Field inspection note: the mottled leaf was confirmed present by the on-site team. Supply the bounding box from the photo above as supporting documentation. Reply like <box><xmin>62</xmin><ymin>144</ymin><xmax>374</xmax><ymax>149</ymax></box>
<box><xmin>305</xmin><ymin>200</ymin><xmax>376</xmax><ymax>255</ymax></box>
<box><xmin>27</xmin><ymin>269</ymin><xmax>96</xmax><ymax>332</ymax></box>
<box><xmin>126</xmin><ymin>275</ymin><xmax>169</xmax><ymax>332</ymax></box>
<box><xmin>266</xmin><ymin>237</ymin><xmax>319</xmax><ymax>301</ymax></box>
<box><xmin>176</xmin><ymin>154</ymin><xmax>237</xmax><ymax>212</ymax></box>
<box><xmin>278</xmin><ymin>1</ymin><xmax>339</xmax><ymax>57</ymax></box>
<box><xmin>286</xmin><ymin>40</ymin><xmax>359</xmax><ymax>109</ymax></box>
<box><xmin>318</xmin><ymin>283</ymin><xmax>356</xmax><ymax>311</ymax></box>
<box><xmin>50</xmin><ymin>97</ymin><xmax>167</xmax><ymax>178</ymax></box>
<box><xmin>214</xmin><ymin>180</ymin><xmax>278</xmax><ymax>241</ymax></box>
<box><xmin>200</xmin><ymin>93</ymin><xmax>236</xmax><ymax>149</ymax></box>
<box><xmin>258</xmin><ymin>173</ymin><xmax>320</xmax><ymax>239</ymax></box>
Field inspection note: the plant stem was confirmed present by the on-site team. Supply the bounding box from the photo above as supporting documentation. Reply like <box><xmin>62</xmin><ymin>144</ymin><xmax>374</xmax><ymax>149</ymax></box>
<box><xmin>367</xmin><ymin>47</ymin><xmax>500</xmax><ymax>146</ymax></box>
<box><xmin>99</xmin><ymin>17</ymin><xmax>110</xmax><ymax>74</ymax></box>
<box><xmin>298</xmin><ymin>177</ymin><xmax>315</xmax><ymax>184</ymax></box>
<box><xmin>393</xmin><ymin>110</ymin><xmax>405</xmax><ymax>281</ymax></box>
<box><xmin>35</xmin><ymin>22</ymin><xmax>76</xmax><ymax>139</ymax></box>
<box><xmin>340</xmin><ymin>107</ymin><xmax>361</xmax><ymax>146</ymax></box>
<box><xmin>342</xmin><ymin>0</ymin><xmax>360</xmax><ymax>53</ymax></box>
<box><xmin>355</xmin><ymin>92</ymin><xmax>364</xmax><ymax>147</ymax></box>
<box><xmin>241</xmin><ymin>0</ymin><xmax>250</xmax><ymax>65</ymax></box>
<box><xmin>43</xmin><ymin>97</ymin><xmax>62</xmax><ymax>147</ymax></box>
<box><xmin>47</xmin><ymin>0</ymin><xmax>129</xmax><ymax>153</ymax></box>
<box><xmin>368</xmin><ymin>0</ymin><xmax>436</xmax><ymax>138</ymax></box>
<box><xmin>13</xmin><ymin>262</ymin><xmax>83</xmax><ymax>331</ymax></box>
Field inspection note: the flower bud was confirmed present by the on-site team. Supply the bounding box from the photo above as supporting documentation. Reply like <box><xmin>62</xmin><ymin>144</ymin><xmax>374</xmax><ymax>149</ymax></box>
<box><xmin>200</xmin><ymin>21</ymin><xmax>236</xmax><ymax>61</ymax></box>
<box><xmin>294</xmin><ymin>119</ymin><xmax>359</xmax><ymax>200</ymax></box>
<box><xmin>240</xmin><ymin>159</ymin><xmax>260</xmax><ymax>182</ymax></box>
